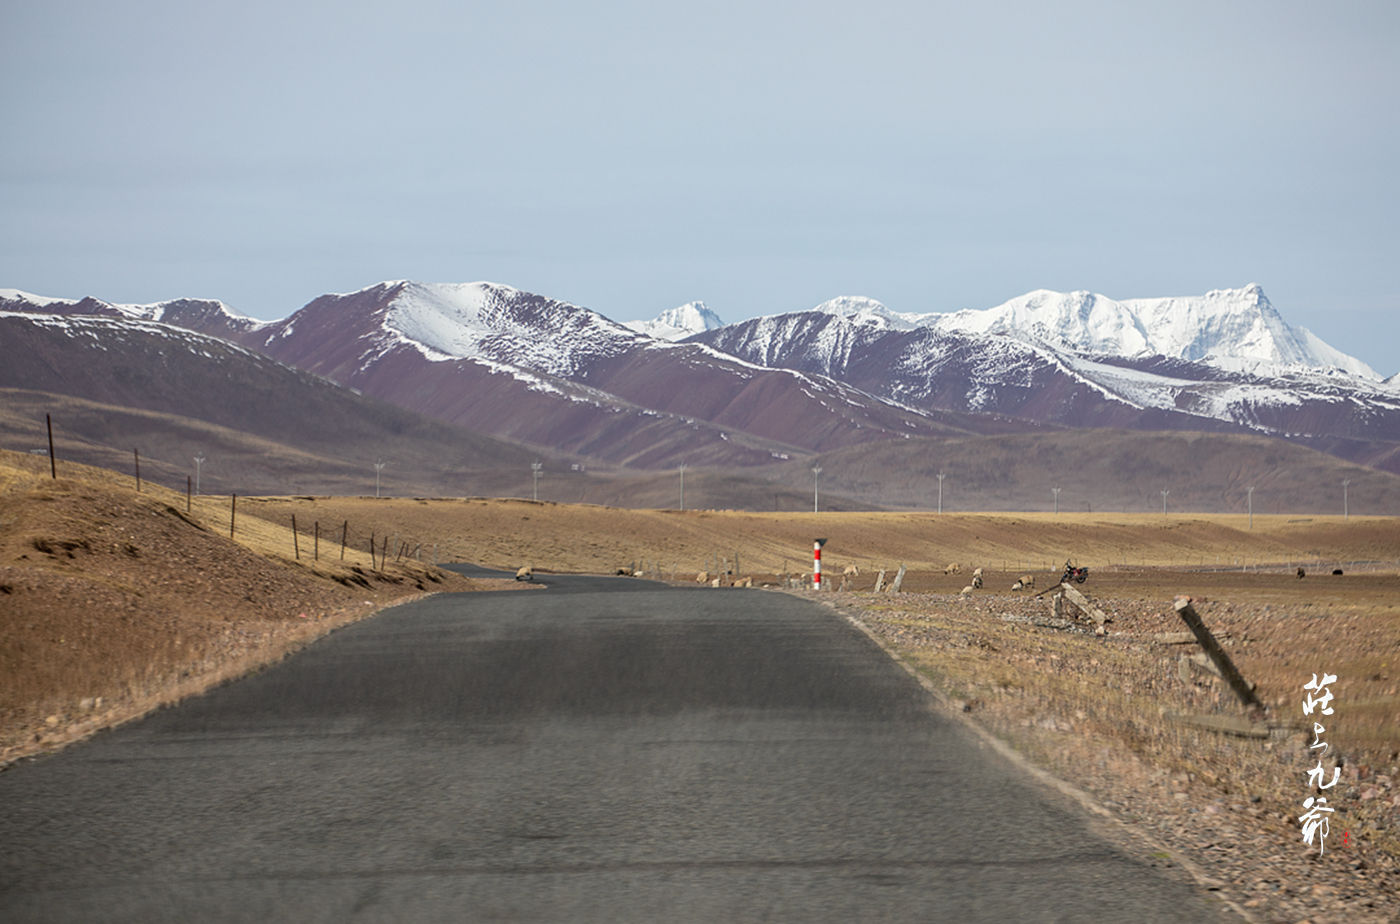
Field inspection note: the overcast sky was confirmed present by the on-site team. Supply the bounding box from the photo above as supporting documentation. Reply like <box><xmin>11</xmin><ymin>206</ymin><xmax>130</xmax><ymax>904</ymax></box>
<box><xmin>4</xmin><ymin>0</ymin><xmax>1398</xmax><ymax>373</ymax></box>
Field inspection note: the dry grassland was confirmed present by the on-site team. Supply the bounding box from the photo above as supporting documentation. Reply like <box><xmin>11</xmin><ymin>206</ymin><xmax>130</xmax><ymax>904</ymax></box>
<box><xmin>0</xmin><ymin>451</ymin><xmax>518</xmax><ymax>762</ymax></box>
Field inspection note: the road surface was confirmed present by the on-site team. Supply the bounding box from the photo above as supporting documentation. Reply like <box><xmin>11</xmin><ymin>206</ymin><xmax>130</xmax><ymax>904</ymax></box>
<box><xmin>0</xmin><ymin>569</ymin><xmax>1230</xmax><ymax>921</ymax></box>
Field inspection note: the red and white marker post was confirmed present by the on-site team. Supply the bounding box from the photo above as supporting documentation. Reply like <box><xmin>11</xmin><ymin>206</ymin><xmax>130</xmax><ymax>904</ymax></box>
<box><xmin>813</xmin><ymin>538</ymin><xmax>827</xmax><ymax>591</ymax></box>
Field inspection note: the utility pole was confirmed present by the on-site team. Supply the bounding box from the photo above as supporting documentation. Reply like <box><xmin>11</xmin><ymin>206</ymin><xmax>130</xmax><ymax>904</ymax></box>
<box><xmin>1161</xmin><ymin>488</ymin><xmax>1170</xmax><ymax>516</ymax></box>
<box><xmin>531</xmin><ymin>461</ymin><xmax>542</xmax><ymax>502</ymax></box>
<box><xmin>812</xmin><ymin>466</ymin><xmax>823</xmax><ymax>513</ymax></box>
<box><xmin>1052</xmin><ymin>486</ymin><xmax>1060</xmax><ymax>515</ymax></box>
<box><xmin>193</xmin><ymin>453</ymin><xmax>205</xmax><ymax>495</ymax></box>
<box><xmin>679</xmin><ymin>462</ymin><xmax>686</xmax><ymax>511</ymax></box>
<box><xmin>937</xmin><ymin>472</ymin><xmax>945</xmax><ymax>514</ymax></box>
<box><xmin>373</xmin><ymin>460</ymin><xmax>386</xmax><ymax>498</ymax></box>
<box><xmin>1343</xmin><ymin>478</ymin><xmax>1350</xmax><ymax>520</ymax></box>
<box><xmin>1247</xmin><ymin>486</ymin><xmax>1254</xmax><ymax>530</ymax></box>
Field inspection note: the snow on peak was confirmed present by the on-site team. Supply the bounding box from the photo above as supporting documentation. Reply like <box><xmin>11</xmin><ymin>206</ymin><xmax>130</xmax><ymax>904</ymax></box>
<box><xmin>623</xmin><ymin>301</ymin><xmax>724</xmax><ymax>341</ymax></box>
<box><xmin>922</xmin><ymin>285</ymin><xmax>1377</xmax><ymax>379</ymax></box>
<box><xmin>381</xmin><ymin>281</ymin><xmax>641</xmax><ymax>375</ymax></box>
<box><xmin>809</xmin><ymin>296</ymin><xmax>915</xmax><ymax>331</ymax></box>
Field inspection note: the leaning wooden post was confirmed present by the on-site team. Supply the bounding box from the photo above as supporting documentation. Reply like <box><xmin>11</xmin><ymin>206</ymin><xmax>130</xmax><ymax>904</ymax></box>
<box><xmin>369</xmin><ymin>532</ymin><xmax>376</xmax><ymax>569</ymax></box>
<box><xmin>186</xmin><ymin>476</ymin><xmax>192</xmax><ymax>514</ymax></box>
<box><xmin>133</xmin><ymin>449</ymin><xmax>141</xmax><ymax>492</ymax></box>
<box><xmin>230</xmin><ymin>494</ymin><xmax>237</xmax><ymax>539</ymax></box>
<box><xmin>873</xmin><ymin>569</ymin><xmax>887</xmax><ymax>593</ymax></box>
<box><xmin>890</xmin><ymin>563</ymin><xmax>907</xmax><ymax>593</ymax></box>
<box><xmin>340</xmin><ymin>520</ymin><xmax>348</xmax><ymax>561</ymax></box>
<box><xmin>291</xmin><ymin>514</ymin><xmax>301</xmax><ymax>560</ymax></box>
<box><xmin>1174</xmin><ymin>597</ymin><xmax>1264</xmax><ymax>713</ymax></box>
<box><xmin>46</xmin><ymin>414</ymin><xmax>56</xmax><ymax>479</ymax></box>
<box><xmin>381</xmin><ymin>535</ymin><xmax>388</xmax><ymax>569</ymax></box>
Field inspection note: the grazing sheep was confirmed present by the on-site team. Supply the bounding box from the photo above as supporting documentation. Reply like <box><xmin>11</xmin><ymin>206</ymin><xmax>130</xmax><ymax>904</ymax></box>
<box><xmin>971</xmin><ymin>574</ymin><xmax>983</xmax><ymax>589</ymax></box>
<box><xmin>1011</xmin><ymin>580</ymin><xmax>1024</xmax><ymax>591</ymax></box>
<box><xmin>1020</xmin><ymin>574</ymin><xmax>1035</xmax><ymax>590</ymax></box>
<box><xmin>842</xmin><ymin>564</ymin><xmax>861</xmax><ymax>577</ymax></box>
<box><xmin>944</xmin><ymin>563</ymin><xmax>961</xmax><ymax>575</ymax></box>
<box><xmin>696</xmin><ymin>571</ymin><xmax>711</xmax><ymax>583</ymax></box>
<box><xmin>735</xmin><ymin>577</ymin><xmax>754</xmax><ymax>587</ymax></box>
<box><xmin>972</xmin><ymin>567</ymin><xmax>984</xmax><ymax>579</ymax></box>
<box><xmin>515</xmin><ymin>566</ymin><xmax>533</xmax><ymax>582</ymax></box>
<box><xmin>1297</xmin><ymin>567</ymin><xmax>1306</xmax><ymax>579</ymax></box>
<box><xmin>959</xmin><ymin>584</ymin><xmax>974</xmax><ymax>596</ymax></box>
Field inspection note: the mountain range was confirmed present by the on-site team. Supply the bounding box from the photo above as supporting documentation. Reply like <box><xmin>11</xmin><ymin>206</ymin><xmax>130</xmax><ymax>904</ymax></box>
<box><xmin>4</xmin><ymin>281</ymin><xmax>1399</xmax><ymax>511</ymax></box>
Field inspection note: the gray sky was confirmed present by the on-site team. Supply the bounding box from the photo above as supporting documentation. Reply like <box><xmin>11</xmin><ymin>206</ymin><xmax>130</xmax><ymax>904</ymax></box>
<box><xmin>5</xmin><ymin>0</ymin><xmax>1398</xmax><ymax>374</ymax></box>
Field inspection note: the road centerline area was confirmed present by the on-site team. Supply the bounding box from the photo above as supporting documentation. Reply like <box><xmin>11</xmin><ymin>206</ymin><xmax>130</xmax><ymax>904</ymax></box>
<box><xmin>1</xmin><ymin>576</ymin><xmax>1232</xmax><ymax>922</ymax></box>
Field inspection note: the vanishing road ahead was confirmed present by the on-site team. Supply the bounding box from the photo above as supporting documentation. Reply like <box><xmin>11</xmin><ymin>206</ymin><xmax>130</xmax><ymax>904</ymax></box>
<box><xmin>1</xmin><ymin>570</ymin><xmax>1231</xmax><ymax>922</ymax></box>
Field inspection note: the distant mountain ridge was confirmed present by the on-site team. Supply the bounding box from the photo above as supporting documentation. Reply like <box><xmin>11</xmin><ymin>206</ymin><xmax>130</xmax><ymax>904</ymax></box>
<box><xmin>6</xmin><ymin>280</ymin><xmax>1399</xmax><ymax>475</ymax></box>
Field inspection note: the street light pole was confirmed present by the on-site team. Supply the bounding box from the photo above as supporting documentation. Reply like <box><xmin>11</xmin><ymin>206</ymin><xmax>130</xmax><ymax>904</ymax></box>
<box><xmin>679</xmin><ymin>462</ymin><xmax>686</xmax><ymax>511</ymax></box>
<box><xmin>1343</xmin><ymin>478</ymin><xmax>1350</xmax><ymax>520</ymax></box>
<box><xmin>1247</xmin><ymin>486</ymin><xmax>1254</xmax><ymax>530</ymax></box>
<box><xmin>1052</xmin><ymin>486</ymin><xmax>1060</xmax><ymax>515</ymax></box>
<box><xmin>937</xmin><ymin>472</ymin><xmax>945</xmax><ymax>514</ymax></box>
<box><xmin>531</xmin><ymin>461</ymin><xmax>542</xmax><ymax>502</ymax></box>
<box><xmin>193</xmin><ymin>454</ymin><xmax>205</xmax><ymax>495</ymax></box>
<box><xmin>373</xmin><ymin>460</ymin><xmax>386</xmax><ymax>498</ymax></box>
<box><xmin>1161</xmin><ymin>488</ymin><xmax>1170</xmax><ymax>516</ymax></box>
<box><xmin>812</xmin><ymin>466</ymin><xmax>822</xmax><ymax>513</ymax></box>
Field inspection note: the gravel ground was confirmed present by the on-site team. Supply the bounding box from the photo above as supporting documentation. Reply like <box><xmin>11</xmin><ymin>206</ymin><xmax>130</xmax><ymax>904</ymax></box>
<box><xmin>815</xmin><ymin>584</ymin><xmax>1400</xmax><ymax>924</ymax></box>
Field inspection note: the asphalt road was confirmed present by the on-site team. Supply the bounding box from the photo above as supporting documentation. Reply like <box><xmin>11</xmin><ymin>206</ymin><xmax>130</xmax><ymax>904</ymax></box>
<box><xmin>0</xmin><ymin>569</ymin><xmax>1231</xmax><ymax>922</ymax></box>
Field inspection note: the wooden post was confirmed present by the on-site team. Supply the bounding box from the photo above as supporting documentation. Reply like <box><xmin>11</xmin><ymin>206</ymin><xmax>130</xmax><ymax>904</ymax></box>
<box><xmin>230</xmin><ymin>494</ymin><xmax>236</xmax><ymax>539</ymax></box>
<box><xmin>291</xmin><ymin>514</ymin><xmax>301</xmax><ymax>560</ymax></box>
<box><xmin>314</xmin><ymin>521</ymin><xmax>320</xmax><ymax>561</ymax></box>
<box><xmin>340</xmin><ymin>520</ymin><xmax>348</xmax><ymax>561</ymax></box>
<box><xmin>133</xmin><ymin>449</ymin><xmax>141</xmax><ymax>492</ymax></box>
<box><xmin>1174</xmin><ymin>597</ymin><xmax>1264</xmax><ymax>713</ymax></box>
<box><xmin>874</xmin><ymin>569</ymin><xmax>887</xmax><ymax>593</ymax></box>
<box><xmin>46</xmin><ymin>414</ymin><xmax>56</xmax><ymax>479</ymax></box>
<box><xmin>381</xmin><ymin>535</ymin><xmax>388</xmax><ymax>569</ymax></box>
<box><xmin>890</xmin><ymin>564</ymin><xmax>907</xmax><ymax>593</ymax></box>
<box><xmin>1060</xmin><ymin>584</ymin><xmax>1109</xmax><ymax>626</ymax></box>
<box><xmin>369</xmin><ymin>532</ymin><xmax>376</xmax><ymax>569</ymax></box>
<box><xmin>186</xmin><ymin>476</ymin><xmax>192</xmax><ymax>513</ymax></box>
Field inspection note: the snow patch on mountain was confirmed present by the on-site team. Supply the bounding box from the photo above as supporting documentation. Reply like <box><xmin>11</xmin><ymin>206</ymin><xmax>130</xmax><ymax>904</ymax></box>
<box><xmin>922</xmin><ymin>285</ymin><xmax>1377</xmax><ymax>379</ymax></box>
<box><xmin>808</xmin><ymin>297</ymin><xmax>915</xmax><ymax>331</ymax></box>
<box><xmin>623</xmin><ymin>301</ymin><xmax>724</xmax><ymax>340</ymax></box>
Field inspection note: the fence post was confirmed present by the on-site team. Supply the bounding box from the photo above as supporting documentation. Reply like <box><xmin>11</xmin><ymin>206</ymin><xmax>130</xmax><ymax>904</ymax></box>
<box><xmin>314</xmin><ymin>521</ymin><xmax>320</xmax><ymax>561</ymax></box>
<box><xmin>890</xmin><ymin>564</ymin><xmax>907</xmax><ymax>593</ymax></box>
<box><xmin>340</xmin><ymin>520</ymin><xmax>348</xmax><ymax>561</ymax></box>
<box><xmin>134</xmin><ymin>449</ymin><xmax>141</xmax><ymax>492</ymax></box>
<box><xmin>46</xmin><ymin>414</ymin><xmax>56</xmax><ymax>479</ymax></box>
<box><xmin>230</xmin><ymin>494</ymin><xmax>237</xmax><ymax>539</ymax></box>
<box><xmin>369</xmin><ymin>532</ymin><xmax>376</xmax><ymax>569</ymax></box>
<box><xmin>1174</xmin><ymin>597</ymin><xmax>1264</xmax><ymax>714</ymax></box>
<box><xmin>187</xmin><ymin>476</ymin><xmax>192</xmax><ymax>514</ymax></box>
<box><xmin>291</xmin><ymin>514</ymin><xmax>301</xmax><ymax>560</ymax></box>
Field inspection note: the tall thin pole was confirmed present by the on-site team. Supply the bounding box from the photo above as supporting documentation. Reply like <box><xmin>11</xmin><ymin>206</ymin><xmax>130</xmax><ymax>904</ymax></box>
<box><xmin>937</xmin><ymin>472</ymin><xmax>945</xmax><ymax>515</ymax></box>
<box><xmin>1343</xmin><ymin>479</ymin><xmax>1350</xmax><ymax>520</ymax></box>
<box><xmin>46</xmin><ymin>414</ymin><xmax>56</xmax><ymax>479</ymax></box>
<box><xmin>374</xmin><ymin>460</ymin><xmax>386</xmax><ymax>498</ymax></box>
<box><xmin>193</xmin><ymin>454</ymin><xmax>205</xmax><ymax>495</ymax></box>
<box><xmin>531</xmin><ymin>461</ymin><xmax>542</xmax><ymax>501</ymax></box>
<box><xmin>1246</xmin><ymin>486</ymin><xmax>1254</xmax><ymax>530</ymax></box>
<box><xmin>1162</xmin><ymin>488</ymin><xmax>1170</xmax><ymax>516</ymax></box>
<box><xmin>1052</xmin><ymin>486</ymin><xmax>1060</xmax><ymax>515</ymax></box>
<box><xmin>133</xmin><ymin>449</ymin><xmax>141</xmax><ymax>492</ymax></box>
<box><xmin>679</xmin><ymin>462</ymin><xmax>686</xmax><ymax>511</ymax></box>
<box><xmin>812</xmin><ymin>466</ymin><xmax>822</xmax><ymax>513</ymax></box>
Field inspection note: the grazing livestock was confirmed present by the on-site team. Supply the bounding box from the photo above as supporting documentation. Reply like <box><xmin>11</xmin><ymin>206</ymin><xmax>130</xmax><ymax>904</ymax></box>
<box><xmin>1011</xmin><ymin>580</ymin><xmax>1024</xmax><ymax>591</ymax></box>
<box><xmin>696</xmin><ymin>571</ymin><xmax>711</xmax><ymax>583</ymax></box>
<box><xmin>959</xmin><ymin>584</ymin><xmax>975</xmax><ymax>596</ymax></box>
<box><xmin>971</xmin><ymin>574</ymin><xmax>983</xmax><ymax>589</ymax></box>
<box><xmin>515</xmin><ymin>566</ymin><xmax>533</xmax><ymax>582</ymax></box>
<box><xmin>1332</xmin><ymin>569</ymin><xmax>1344</xmax><ymax>576</ymax></box>
<box><xmin>1020</xmin><ymin>574</ymin><xmax>1036</xmax><ymax>590</ymax></box>
<box><xmin>944</xmin><ymin>563</ymin><xmax>961</xmax><ymax>575</ymax></box>
<box><xmin>843</xmin><ymin>564</ymin><xmax>861</xmax><ymax>577</ymax></box>
<box><xmin>1297</xmin><ymin>567</ymin><xmax>1306</xmax><ymax>579</ymax></box>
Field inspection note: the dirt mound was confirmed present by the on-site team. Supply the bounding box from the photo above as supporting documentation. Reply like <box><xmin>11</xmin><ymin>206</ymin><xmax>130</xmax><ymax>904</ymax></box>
<box><xmin>0</xmin><ymin>451</ymin><xmax>494</xmax><ymax>762</ymax></box>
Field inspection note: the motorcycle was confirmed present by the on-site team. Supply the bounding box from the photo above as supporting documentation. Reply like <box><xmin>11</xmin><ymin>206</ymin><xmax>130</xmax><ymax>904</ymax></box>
<box><xmin>1060</xmin><ymin>564</ymin><xmax>1089</xmax><ymax>584</ymax></box>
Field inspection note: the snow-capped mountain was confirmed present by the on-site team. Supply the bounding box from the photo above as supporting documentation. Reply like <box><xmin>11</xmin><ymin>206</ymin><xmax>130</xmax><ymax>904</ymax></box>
<box><xmin>239</xmin><ymin>281</ymin><xmax>980</xmax><ymax>467</ymax></box>
<box><xmin>0</xmin><ymin>288</ymin><xmax>267</xmax><ymax>344</ymax></box>
<box><xmin>918</xmin><ymin>285</ymin><xmax>1377</xmax><ymax>379</ymax></box>
<box><xmin>690</xmin><ymin>289</ymin><xmax>1400</xmax><ymax>471</ymax></box>
<box><xmin>623</xmin><ymin>301</ymin><xmax>725</xmax><ymax>341</ymax></box>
